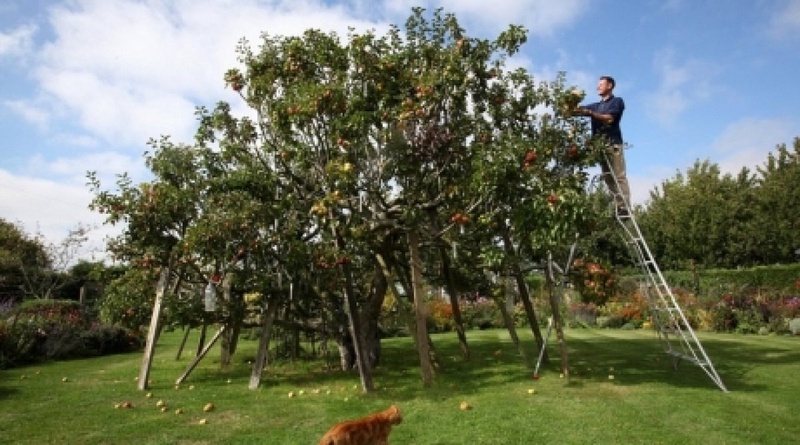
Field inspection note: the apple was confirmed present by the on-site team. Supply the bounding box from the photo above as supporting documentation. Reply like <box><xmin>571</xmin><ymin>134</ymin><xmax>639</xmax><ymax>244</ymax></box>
<box><xmin>175</xmin><ymin>408</ymin><xmax>184</xmax><ymax>415</ymax></box>
<box><xmin>198</xmin><ymin>419</ymin><xmax>208</xmax><ymax>425</ymax></box>
<box><xmin>156</xmin><ymin>400</ymin><xmax>165</xmax><ymax>408</ymax></box>
<box><xmin>547</xmin><ymin>194</ymin><xmax>559</xmax><ymax>205</ymax></box>
<box><xmin>567</xmin><ymin>145</ymin><xmax>579</xmax><ymax>158</ymax></box>
<box><xmin>459</xmin><ymin>401</ymin><xmax>471</xmax><ymax>411</ymax></box>
<box><xmin>527</xmin><ymin>389</ymin><xmax>536</xmax><ymax>394</ymax></box>
<box><xmin>203</xmin><ymin>403</ymin><xmax>215</xmax><ymax>412</ymax></box>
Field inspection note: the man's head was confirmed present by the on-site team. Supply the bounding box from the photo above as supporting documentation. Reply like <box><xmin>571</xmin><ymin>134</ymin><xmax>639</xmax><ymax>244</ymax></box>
<box><xmin>597</xmin><ymin>76</ymin><xmax>615</xmax><ymax>98</ymax></box>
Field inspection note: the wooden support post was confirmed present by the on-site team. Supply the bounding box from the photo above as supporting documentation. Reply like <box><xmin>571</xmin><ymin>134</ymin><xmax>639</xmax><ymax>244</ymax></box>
<box><xmin>248</xmin><ymin>299</ymin><xmax>279</xmax><ymax>390</ymax></box>
<box><xmin>138</xmin><ymin>267</ymin><xmax>170</xmax><ymax>391</ymax></box>
<box><xmin>175</xmin><ymin>325</ymin><xmax>226</xmax><ymax>385</ymax></box>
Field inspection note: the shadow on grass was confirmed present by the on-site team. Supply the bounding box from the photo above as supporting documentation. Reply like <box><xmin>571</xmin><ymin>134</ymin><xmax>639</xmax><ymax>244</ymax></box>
<box><xmin>163</xmin><ymin>328</ymin><xmax>798</xmax><ymax>398</ymax></box>
<box><xmin>563</xmin><ymin>329</ymin><xmax>800</xmax><ymax>392</ymax></box>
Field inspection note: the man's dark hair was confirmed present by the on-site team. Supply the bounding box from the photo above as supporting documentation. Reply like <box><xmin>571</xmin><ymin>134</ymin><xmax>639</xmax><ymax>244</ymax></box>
<box><xmin>600</xmin><ymin>76</ymin><xmax>616</xmax><ymax>89</ymax></box>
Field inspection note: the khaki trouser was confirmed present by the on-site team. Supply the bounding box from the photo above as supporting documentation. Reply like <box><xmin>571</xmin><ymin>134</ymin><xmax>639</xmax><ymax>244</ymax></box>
<box><xmin>601</xmin><ymin>144</ymin><xmax>631</xmax><ymax>208</ymax></box>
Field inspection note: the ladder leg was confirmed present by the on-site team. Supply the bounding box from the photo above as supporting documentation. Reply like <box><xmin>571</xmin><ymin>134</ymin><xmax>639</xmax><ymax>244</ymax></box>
<box><xmin>600</xmin><ymin>161</ymin><xmax>728</xmax><ymax>392</ymax></box>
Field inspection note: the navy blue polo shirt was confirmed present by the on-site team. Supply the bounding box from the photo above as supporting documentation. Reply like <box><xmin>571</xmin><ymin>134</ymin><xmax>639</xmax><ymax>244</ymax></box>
<box><xmin>585</xmin><ymin>96</ymin><xmax>625</xmax><ymax>144</ymax></box>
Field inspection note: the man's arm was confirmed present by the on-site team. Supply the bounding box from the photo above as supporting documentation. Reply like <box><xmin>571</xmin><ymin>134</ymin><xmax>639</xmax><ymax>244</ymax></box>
<box><xmin>589</xmin><ymin>109</ymin><xmax>615</xmax><ymax>124</ymax></box>
<box><xmin>575</xmin><ymin>106</ymin><xmax>612</xmax><ymax>123</ymax></box>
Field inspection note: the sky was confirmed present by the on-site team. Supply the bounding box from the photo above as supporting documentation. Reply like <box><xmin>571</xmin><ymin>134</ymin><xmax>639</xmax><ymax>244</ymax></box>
<box><xmin>1</xmin><ymin>0</ymin><xmax>799</xmax><ymax>263</ymax></box>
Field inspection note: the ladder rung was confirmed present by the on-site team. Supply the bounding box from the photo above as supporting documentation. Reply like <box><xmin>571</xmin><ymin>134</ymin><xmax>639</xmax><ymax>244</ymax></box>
<box><xmin>665</xmin><ymin>351</ymin><xmax>707</xmax><ymax>366</ymax></box>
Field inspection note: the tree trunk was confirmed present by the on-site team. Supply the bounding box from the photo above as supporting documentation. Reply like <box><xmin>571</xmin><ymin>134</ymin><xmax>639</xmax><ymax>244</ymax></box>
<box><xmin>546</xmin><ymin>252</ymin><xmax>570</xmax><ymax>381</ymax></box>
<box><xmin>342</xmin><ymin>268</ymin><xmax>374</xmax><ymax>391</ymax></box>
<box><xmin>375</xmin><ymin>252</ymin><xmax>417</xmax><ymax>344</ymax></box>
<box><xmin>175</xmin><ymin>326</ymin><xmax>191</xmax><ymax>360</ymax></box>
<box><xmin>360</xmin><ymin>259</ymin><xmax>388</xmax><ymax>369</ymax></box>
<box><xmin>501</xmin><ymin>231</ymin><xmax>547</xmax><ymax>364</ymax></box>
<box><xmin>196</xmin><ymin>322</ymin><xmax>207</xmax><ymax>357</ymax></box>
<box><xmin>439</xmin><ymin>246</ymin><xmax>470</xmax><ymax>360</ymax></box>
<box><xmin>334</xmin><ymin>228</ymin><xmax>374</xmax><ymax>392</ymax></box>
<box><xmin>219</xmin><ymin>275</ymin><xmax>241</xmax><ymax>368</ymax></box>
<box><xmin>335</xmin><ymin>328</ymin><xmax>356</xmax><ymax>370</ymax></box>
<box><xmin>408</xmin><ymin>229</ymin><xmax>435</xmax><ymax>386</ymax></box>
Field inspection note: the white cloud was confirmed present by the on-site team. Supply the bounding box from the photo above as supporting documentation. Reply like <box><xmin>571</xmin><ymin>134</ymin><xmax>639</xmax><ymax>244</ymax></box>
<box><xmin>768</xmin><ymin>0</ymin><xmax>800</xmax><ymax>38</ymax></box>
<box><xmin>643</xmin><ymin>48</ymin><xmax>721</xmax><ymax>128</ymax></box>
<box><xmin>709</xmin><ymin>117</ymin><xmax>797</xmax><ymax>176</ymax></box>
<box><xmin>26</xmin><ymin>151</ymin><xmax>147</xmax><ymax>185</ymax></box>
<box><xmin>32</xmin><ymin>0</ymin><xmax>386</xmax><ymax>149</ymax></box>
<box><xmin>0</xmin><ymin>24</ymin><xmax>36</xmax><ymax>58</ymax></box>
<box><xmin>0</xmin><ymin>168</ymin><xmax>118</xmax><ymax>263</ymax></box>
<box><xmin>3</xmin><ymin>99</ymin><xmax>50</xmax><ymax>129</ymax></box>
<box><xmin>629</xmin><ymin>165</ymin><xmax>676</xmax><ymax>206</ymax></box>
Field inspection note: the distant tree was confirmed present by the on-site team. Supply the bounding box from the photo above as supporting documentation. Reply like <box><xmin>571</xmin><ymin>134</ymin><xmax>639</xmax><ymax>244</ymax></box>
<box><xmin>0</xmin><ymin>218</ymin><xmax>48</xmax><ymax>301</ymax></box>
<box><xmin>751</xmin><ymin>137</ymin><xmax>800</xmax><ymax>264</ymax></box>
<box><xmin>0</xmin><ymin>219</ymin><xmax>94</xmax><ymax>300</ymax></box>
<box><xmin>19</xmin><ymin>225</ymin><xmax>93</xmax><ymax>300</ymax></box>
<box><xmin>639</xmin><ymin>160</ymin><xmax>756</xmax><ymax>269</ymax></box>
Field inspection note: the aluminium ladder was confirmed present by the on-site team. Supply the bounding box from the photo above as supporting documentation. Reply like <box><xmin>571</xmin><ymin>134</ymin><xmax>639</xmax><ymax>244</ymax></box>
<box><xmin>603</xmin><ymin>154</ymin><xmax>728</xmax><ymax>392</ymax></box>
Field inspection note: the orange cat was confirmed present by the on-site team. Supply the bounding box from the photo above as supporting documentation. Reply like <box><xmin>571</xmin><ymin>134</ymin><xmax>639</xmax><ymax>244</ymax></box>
<box><xmin>318</xmin><ymin>405</ymin><xmax>402</xmax><ymax>445</ymax></box>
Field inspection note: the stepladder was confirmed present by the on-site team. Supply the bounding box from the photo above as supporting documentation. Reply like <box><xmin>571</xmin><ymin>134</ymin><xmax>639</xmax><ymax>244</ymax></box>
<box><xmin>601</xmin><ymin>152</ymin><xmax>728</xmax><ymax>392</ymax></box>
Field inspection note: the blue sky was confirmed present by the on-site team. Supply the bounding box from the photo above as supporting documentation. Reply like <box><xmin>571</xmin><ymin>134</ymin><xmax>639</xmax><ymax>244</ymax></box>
<box><xmin>1</xmin><ymin>0</ymin><xmax>799</xmax><ymax>261</ymax></box>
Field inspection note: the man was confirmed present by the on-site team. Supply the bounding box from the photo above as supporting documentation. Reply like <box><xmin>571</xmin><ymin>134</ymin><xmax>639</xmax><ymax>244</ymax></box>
<box><xmin>578</xmin><ymin>76</ymin><xmax>630</xmax><ymax>215</ymax></box>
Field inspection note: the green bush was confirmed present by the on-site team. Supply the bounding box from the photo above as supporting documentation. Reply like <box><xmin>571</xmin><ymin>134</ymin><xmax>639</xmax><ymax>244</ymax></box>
<box><xmin>0</xmin><ymin>299</ymin><xmax>142</xmax><ymax>369</ymax></box>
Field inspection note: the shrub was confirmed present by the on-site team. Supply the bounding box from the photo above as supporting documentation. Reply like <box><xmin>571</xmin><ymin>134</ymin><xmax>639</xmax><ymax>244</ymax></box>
<box><xmin>568</xmin><ymin>302</ymin><xmax>598</xmax><ymax>327</ymax></box>
<box><xmin>79</xmin><ymin>324</ymin><xmax>143</xmax><ymax>356</ymax></box>
<box><xmin>0</xmin><ymin>299</ymin><xmax>142</xmax><ymax>369</ymax></box>
<box><xmin>427</xmin><ymin>300</ymin><xmax>455</xmax><ymax>333</ymax></box>
<box><xmin>596</xmin><ymin>315</ymin><xmax>624</xmax><ymax>329</ymax></box>
<box><xmin>460</xmin><ymin>297</ymin><xmax>503</xmax><ymax>330</ymax></box>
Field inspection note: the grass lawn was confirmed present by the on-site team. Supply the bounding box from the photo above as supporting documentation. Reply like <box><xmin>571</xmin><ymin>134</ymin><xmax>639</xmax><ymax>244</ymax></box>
<box><xmin>1</xmin><ymin>327</ymin><xmax>798</xmax><ymax>444</ymax></box>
